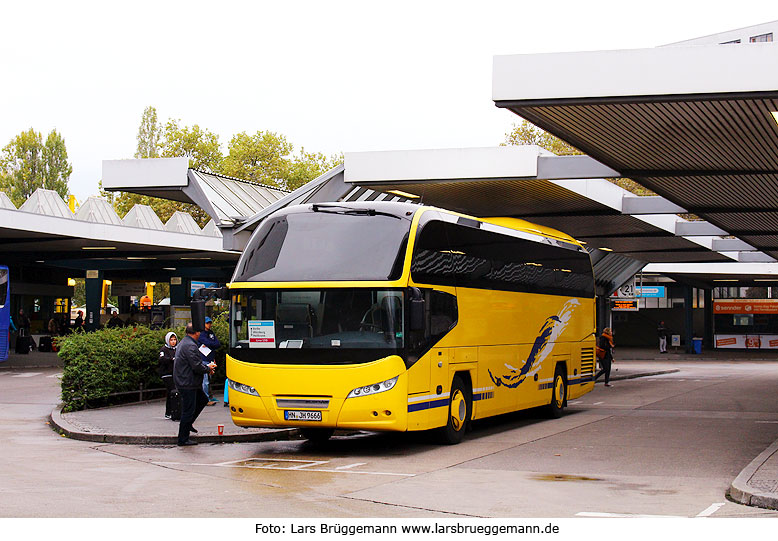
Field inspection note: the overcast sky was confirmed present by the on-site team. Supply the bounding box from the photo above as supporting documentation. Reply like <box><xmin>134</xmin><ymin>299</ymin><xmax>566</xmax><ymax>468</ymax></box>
<box><xmin>1</xmin><ymin>0</ymin><xmax>776</xmax><ymax>202</ymax></box>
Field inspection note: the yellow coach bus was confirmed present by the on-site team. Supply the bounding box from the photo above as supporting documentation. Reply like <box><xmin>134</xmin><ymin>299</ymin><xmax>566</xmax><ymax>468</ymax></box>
<box><xmin>226</xmin><ymin>202</ymin><xmax>596</xmax><ymax>443</ymax></box>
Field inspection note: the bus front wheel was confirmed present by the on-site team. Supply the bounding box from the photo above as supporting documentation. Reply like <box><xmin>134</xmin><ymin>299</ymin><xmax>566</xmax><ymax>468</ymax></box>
<box><xmin>547</xmin><ymin>365</ymin><xmax>567</xmax><ymax>419</ymax></box>
<box><xmin>438</xmin><ymin>375</ymin><xmax>471</xmax><ymax>445</ymax></box>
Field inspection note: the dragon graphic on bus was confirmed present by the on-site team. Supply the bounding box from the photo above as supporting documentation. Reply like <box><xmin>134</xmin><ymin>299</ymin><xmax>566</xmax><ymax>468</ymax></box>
<box><xmin>488</xmin><ymin>299</ymin><xmax>581</xmax><ymax>389</ymax></box>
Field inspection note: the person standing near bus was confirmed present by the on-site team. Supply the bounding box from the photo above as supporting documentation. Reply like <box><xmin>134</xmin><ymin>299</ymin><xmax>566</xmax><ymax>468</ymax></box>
<box><xmin>657</xmin><ymin>321</ymin><xmax>668</xmax><ymax>353</ymax></box>
<box><xmin>198</xmin><ymin>316</ymin><xmax>221</xmax><ymax>406</ymax></box>
<box><xmin>595</xmin><ymin>328</ymin><xmax>615</xmax><ymax>387</ymax></box>
<box><xmin>174</xmin><ymin>324</ymin><xmax>215</xmax><ymax>446</ymax></box>
<box><xmin>16</xmin><ymin>309</ymin><xmax>30</xmax><ymax>337</ymax></box>
<box><xmin>158</xmin><ymin>332</ymin><xmax>178</xmax><ymax>420</ymax></box>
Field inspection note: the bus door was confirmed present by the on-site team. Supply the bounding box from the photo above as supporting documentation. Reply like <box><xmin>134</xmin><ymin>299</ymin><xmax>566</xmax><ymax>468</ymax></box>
<box><xmin>0</xmin><ymin>266</ymin><xmax>9</xmax><ymax>361</ymax></box>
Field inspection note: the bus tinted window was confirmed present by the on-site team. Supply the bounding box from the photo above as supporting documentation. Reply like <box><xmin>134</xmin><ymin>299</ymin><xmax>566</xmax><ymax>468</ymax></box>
<box><xmin>234</xmin><ymin>210</ymin><xmax>412</xmax><ymax>282</ymax></box>
<box><xmin>413</xmin><ymin>220</ymin><xmax>594</xmax><ymax>298</ymax></box>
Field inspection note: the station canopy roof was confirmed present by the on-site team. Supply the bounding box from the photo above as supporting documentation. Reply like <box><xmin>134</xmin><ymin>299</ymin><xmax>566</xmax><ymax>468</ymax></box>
<box><xmin>0</xmin><ymin>187</ymin><xmax>236</xmax><ymax>280</ymax></box>
<box><xmin>492</xmin><ymin>43</ymin><xmax>778</xmax><ymax>264</ymax></box>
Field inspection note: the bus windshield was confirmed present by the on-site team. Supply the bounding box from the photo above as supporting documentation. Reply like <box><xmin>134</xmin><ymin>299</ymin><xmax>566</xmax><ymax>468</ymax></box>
<box><xmin>230</xmin><ymin>288</ymin><xmax>405</xmax><ymax>365</ymax></box>
<box><xmin>233</xmin><ymin>205</ymin><xmax>414</xmax><ymax>283</ymax></box>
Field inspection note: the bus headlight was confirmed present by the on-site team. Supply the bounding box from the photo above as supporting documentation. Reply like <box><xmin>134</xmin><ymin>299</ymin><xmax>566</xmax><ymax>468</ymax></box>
<box><xmin>347</xmin><ymin>376</ymin><xmax>398</xmax><ymax>398</ymax></box>
<box><xmin>228</xmin><ymin>379</ymin><xmax>259</xmax><ymax>397</ymax></box>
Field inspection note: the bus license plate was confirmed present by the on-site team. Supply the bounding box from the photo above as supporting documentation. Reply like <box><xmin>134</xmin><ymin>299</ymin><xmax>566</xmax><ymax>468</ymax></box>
<box><xmin>284</xmin><ymin>410</ymin><xmax>322</xmax><ymax>422</ymax></box>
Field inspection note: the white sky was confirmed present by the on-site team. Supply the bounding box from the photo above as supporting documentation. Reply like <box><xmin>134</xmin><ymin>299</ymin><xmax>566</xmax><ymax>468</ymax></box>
<box><xmin>1</xmin><ymin>0</ymin><xmax>776</xmax><ymax>202</ymax></box>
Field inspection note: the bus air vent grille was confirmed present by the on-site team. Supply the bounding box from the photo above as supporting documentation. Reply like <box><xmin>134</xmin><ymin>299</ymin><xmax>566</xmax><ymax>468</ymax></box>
<box><xmin>580</xmin><ymin>347</ymin><xmax>595</xmax><ymax>375</ymax></box>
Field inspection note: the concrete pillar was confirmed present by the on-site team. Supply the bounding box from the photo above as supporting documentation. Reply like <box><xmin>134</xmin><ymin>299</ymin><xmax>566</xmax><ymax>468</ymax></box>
<box><xmin>84</xmin><ymin>270</ymin><xmax>103</xmax><ymax>332</ymax></box>
<box><xmin>704</xmin><ymin>289</ymin><xmax>713</xmax><ymax>350</ymax></box>
<box><xmin>118</xmin><ymin>296</ymin><xmax>131</xmax><ymax>314</ymax></box>
<box><xmin>684</xmin><ymin>286</ymin><xmax>694</xmax><ymax>353</ymax></box>
<box><xmin>170</xmin><ymin>277</ymin><xmax>190</xmax><ymax>306</ymax></box>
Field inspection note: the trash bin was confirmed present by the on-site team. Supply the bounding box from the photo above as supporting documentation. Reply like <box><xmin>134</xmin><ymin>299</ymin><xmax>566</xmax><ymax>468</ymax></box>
<box><xmin>692</xmin><ymin>337</ymin><xmax>702</xmax><ymax>354</ymax></box>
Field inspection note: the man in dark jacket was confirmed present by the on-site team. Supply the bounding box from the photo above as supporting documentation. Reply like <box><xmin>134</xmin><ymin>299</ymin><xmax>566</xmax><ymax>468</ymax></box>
<box><xmin>174</xmin><ymin>324</ymin><xmax>216</xmax><ymax>446</ymax></box>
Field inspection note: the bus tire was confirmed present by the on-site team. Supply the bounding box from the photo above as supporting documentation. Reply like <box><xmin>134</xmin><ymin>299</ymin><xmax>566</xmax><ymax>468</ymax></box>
<box><xmin>438</xmin><ymin>375</ymin><xmax>471</xmax><ymax>445</ymax></box>
<box><xmin>547</xmin><ymin>365</ymin><xmax>567</xmax><ymax>419</ymax></box>
<box><xmin>300</xmin><ymin>428</ymin><xmax>334</xmax><ymax>443</ymax></box>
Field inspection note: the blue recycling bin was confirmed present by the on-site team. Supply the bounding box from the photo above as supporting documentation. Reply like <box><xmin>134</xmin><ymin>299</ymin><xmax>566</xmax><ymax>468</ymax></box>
<box><xmin>692</xmin><ymin>338</ymin><xmax>702</xmax><ymax>354</ymax></box>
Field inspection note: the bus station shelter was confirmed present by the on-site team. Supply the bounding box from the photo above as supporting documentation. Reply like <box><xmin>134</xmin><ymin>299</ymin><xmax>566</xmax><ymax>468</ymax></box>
<box><xmin>103</xmin><ymin>28</ymin><xmax>778</xmax><ymax>353</ymax></box>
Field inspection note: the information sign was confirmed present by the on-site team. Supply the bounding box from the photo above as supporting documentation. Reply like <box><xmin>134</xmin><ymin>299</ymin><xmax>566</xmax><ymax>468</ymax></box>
<box><xmin>635</xmin><ymin>286</ymin><xmax>665</xmax><ymax>298</ymax></box>
<box><xmin>611</xmin><ymin>299</ymin><xmax>639</xmax><ymax>311</ymax></box>
<box><xmin>248</xmin><ymin>320</ymin><xmax>276</xmax><ymax>348</ymax></box>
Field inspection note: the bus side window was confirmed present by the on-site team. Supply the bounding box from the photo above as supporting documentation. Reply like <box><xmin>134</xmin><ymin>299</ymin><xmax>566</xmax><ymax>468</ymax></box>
<box><xmin>429</xmin><ymin>290</ymin><xmax>457</xmax><ymax>338</ymax></box>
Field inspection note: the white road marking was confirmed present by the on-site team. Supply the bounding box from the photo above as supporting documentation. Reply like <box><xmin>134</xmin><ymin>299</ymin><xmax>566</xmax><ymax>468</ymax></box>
<box><xmin>577</xmin><ymin>511</ymin><xmax>681</xmax><ymax>518</ymax></box>
<box><xmin>755</xmin><ymin>421</ymin><xmax>778</xmax><ymax>424</ymax></box>
<box><xmin>47</xmin><ymin>373</ymin><xmax>63</xmax><ymax>379</ymax></box>
<box><xmin>335</xmin><ymin>462</ymin><xmax>367</xmax><ymax>470</ymax></box>
<box><xmin>696</xmin><ymin>502</ymin><xmax>726</xmax><ymax>517</ymax></box>
<box><xmin>11</xmin><ymin>372</ymin><xmax>42</xmax><ymax>378</ymax></box>
<box><xmin>568</xmin><ymin>400</ymin><xmax>581</xmax><ymax>405</ymax></box>
<box><xmin>155</xmin><ymin>458</ymin><xmax>413</xmax><ymax>477</ymax></box>
<box><xmin>592</xmin><ymin>401</ymin><xmax>604</xmax><ymax>405</ymax></box>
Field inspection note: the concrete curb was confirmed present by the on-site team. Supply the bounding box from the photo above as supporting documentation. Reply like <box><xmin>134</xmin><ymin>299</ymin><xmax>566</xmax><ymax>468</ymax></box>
<box><xmin>49</xmin><ymin>404</ymin><xmax>300</xmax><ymax>445</ymax></box>
<box><xmin>728</xmin><ymin>439</ymin><xmax>778</xmax><ymax>510</ymax></box>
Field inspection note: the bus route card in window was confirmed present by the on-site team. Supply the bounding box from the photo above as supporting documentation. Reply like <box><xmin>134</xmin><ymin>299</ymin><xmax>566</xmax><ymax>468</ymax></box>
<box><xmin>284</xmin><ymin>410</ymin><xmax>322</xmax><ymax>422</ymax></box>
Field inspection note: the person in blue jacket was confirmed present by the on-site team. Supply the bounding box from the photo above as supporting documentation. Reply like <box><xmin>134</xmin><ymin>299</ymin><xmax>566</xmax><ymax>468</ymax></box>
<box><xmin>198</xmin><ymin>316</ymin><xmax>221</xmax><ymax>405</ymax></box>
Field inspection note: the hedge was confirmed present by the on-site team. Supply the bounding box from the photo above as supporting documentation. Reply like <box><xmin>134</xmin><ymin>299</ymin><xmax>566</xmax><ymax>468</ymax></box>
<box><xmin>57</xmin><ymin>313</ymin><xmax>229</xmax><ymax>412</ymax></box>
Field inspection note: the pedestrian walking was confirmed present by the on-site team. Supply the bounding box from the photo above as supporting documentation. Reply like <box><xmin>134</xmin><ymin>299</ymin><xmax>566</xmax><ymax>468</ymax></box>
<box><xmin>173</xmin><ymin>323</ymin><xmax>215</xmax><ymax>446</ymax></box>
<box><xmin>595</xmin><ymin>327</ymin><xmax>615</xmax><ymax>387</ymax></box>
<box><xmin>73</xmin><ymin>310</ymin><xmax>84</xmax><ymax>331</ymax></box>
<box><xmin>657</xmin><ymin>320</ymin><xmax>668</xmax><ymax>353</ymax></box>
<box><xmin>198</xmin><ymin>316</ymin><xmax>221</xmax><ymax>406</ymax></box>
<box><xmin>158</xmin><ymin>332</ymin><xmax>179</xmax><ymax>420</ymax></box>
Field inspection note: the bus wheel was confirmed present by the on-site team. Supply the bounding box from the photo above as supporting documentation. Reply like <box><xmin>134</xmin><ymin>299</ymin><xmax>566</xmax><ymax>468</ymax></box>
<box><xmin>547</xmin><ymin>366</ymin><xmax>567</xmax><ymax>419</ymax></box>
<box><xmin>438</xmin><ymin>375</ymin><xmax>471</xmax><ymax>445</ymax></box>
<box><xmin>300</xmin><ymin>428</ymin><xmax>334</xmax><ymax>443</ymax></box>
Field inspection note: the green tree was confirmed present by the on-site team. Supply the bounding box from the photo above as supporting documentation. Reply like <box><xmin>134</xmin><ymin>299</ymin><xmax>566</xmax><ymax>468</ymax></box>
<box><xmin>0</xmin><ymin>128</ymin><xmax>72</xmax><ymax>206</ymax></box>
<box><xmin>503</xmin><ymin>119</ymin><xmax>582</xmax><ymax>156</ymax></box>
<box><xmin>135</xmin><ymin>106</ymin><xmax>162</xmax><ymax>159</ymax></box>
<box><xmin>221</xmin><ymin>130</ymin><xmax>293</xmax><ymax>186</ymax></box>
<box><xmin>161</xmin><ymin>119</ymin><xmax>223</xmax><ymax>172</ymax></box>
<box><xmin>286</xmin><ymin>148</ymin><xmax>343</xmax><ymax>191</ymax></box>
<box><xmin>502</xmin><ymin>119</ymin><xmax>655</xmax><ymax>196</ymax></box>
<box><xmin>109</xmin><ymin>111</ymin><xmax>218</xmax><ymax>227</ymax></box>
<box><xmin>221</xmin><ymin>131</ymin><xmax>342</xmax><ymax>190</ymax></box>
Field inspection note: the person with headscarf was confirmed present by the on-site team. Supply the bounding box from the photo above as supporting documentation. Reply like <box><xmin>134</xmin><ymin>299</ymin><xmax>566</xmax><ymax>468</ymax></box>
<box><xmin>158</xmin><ymin>332</ymin><xmax>179</xmax><ymax>419</ymax></box>
<box><xmin>595</xmin><ymin>327</ymin><xmax>615</xmax><ymax>387</ymax></box>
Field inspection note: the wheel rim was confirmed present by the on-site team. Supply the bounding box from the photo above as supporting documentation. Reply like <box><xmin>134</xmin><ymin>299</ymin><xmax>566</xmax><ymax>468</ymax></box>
<box><xmin>554</xmin><ymin>375</ymin><xmax>565</xmax><ymax>409</ymax></box>
<box><xmin>450</xmin><ymin>389</ymin><xmax>466</xmax><ymax>431</ymax></box>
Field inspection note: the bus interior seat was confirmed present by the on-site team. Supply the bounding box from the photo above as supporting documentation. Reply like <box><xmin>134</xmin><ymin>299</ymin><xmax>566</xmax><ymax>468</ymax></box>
<box><xmin>275</xmin><ymin>303</ymin><xmax>313</xmax><ymax>340</ymax></box>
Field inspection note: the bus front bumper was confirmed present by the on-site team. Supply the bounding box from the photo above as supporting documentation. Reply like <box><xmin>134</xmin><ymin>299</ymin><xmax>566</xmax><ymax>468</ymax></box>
<box><xmin>227</xmin><ymin>356</ymin><xmax>409</xmax><ymax>432</ymax></box>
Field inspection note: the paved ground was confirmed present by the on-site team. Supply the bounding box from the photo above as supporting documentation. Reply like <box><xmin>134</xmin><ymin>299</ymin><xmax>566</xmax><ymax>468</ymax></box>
<box><xmin>3</xmin><ymin>349</ymin><xmax>778</xmax><ymax>519</ymax></box>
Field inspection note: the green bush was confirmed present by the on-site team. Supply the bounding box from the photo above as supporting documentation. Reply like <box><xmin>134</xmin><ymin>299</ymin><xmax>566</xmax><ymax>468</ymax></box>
<box><xmin>57</xmin><ymin>313</ymin><xmax>230</xmax><ymax>412</ymax></box>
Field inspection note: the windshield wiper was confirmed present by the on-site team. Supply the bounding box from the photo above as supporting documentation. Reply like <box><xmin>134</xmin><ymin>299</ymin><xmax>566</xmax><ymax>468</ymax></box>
<box><xmin>311</xmin><ymin>204</ymin><xmax>401</xmax><ymax>219</ymax></box>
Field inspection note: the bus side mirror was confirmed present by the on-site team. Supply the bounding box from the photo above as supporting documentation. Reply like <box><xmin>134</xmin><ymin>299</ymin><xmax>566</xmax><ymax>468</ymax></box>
<box><xmin>191</xmin><ymin>300</ymin><xmax>206</xmax><ymax>332</ymax></box>
<box><xmin>409</xmin><ymin>288</ymin><xmax>425</xmax><ymax>331</ymax></box>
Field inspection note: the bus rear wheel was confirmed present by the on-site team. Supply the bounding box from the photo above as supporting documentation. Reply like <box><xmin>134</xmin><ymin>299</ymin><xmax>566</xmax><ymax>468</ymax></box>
<box><xmin>547</xmin><ymin>366</ymin><xmax>567</xmax><ymax>419</ymax></box>
<box><xmin>438</xmin><ymin>375</ymin><xmax>471</xmax><ymax>445</ymax></box>
<box><xmin>300</xmin><ymin>428</ymin><xmax>334</xmax><ymax>443</ymax></box>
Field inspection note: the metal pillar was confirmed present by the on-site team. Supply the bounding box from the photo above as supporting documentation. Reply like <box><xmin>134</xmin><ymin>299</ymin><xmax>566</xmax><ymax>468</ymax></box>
<box><xmin>703</xmin><ymin>289</ymin><xmax>713</xmax><ymax>350</ymax></box>
<box><xmin>596</xmin><ymin>295</ymin><xmax>610</xmax><ymax>334</ymax></box>
<box><xmin>84</xmin><ymin>270</ymin><xmax>103</xmax><ymax>332</ymax></box>
<box><xmin>684</xmin><ymin>286</ymin><xmax>694</xmax><ymax>353</ymax></box>
<box><xmin>170</xmin><ymin>278</ymin><xmax>191</xmax><ymax>306</ymax></box>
